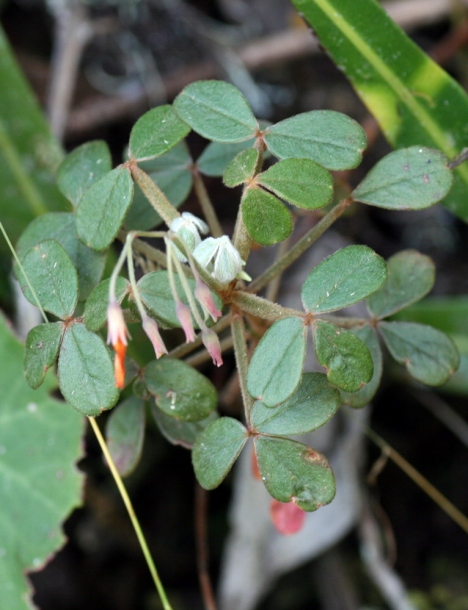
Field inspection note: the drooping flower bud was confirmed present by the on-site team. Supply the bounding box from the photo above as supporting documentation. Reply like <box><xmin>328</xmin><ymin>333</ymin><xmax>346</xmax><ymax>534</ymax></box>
<box><xmin>142</xmin><ymin>313</ymin><xmax>167</xmax><ymax>359</ymax></box>
<box><xmin>176</xmin><ymin>301</ymin><xmax>196</xmax><ymax>343</ymax></box>
<box><xmin>194</xmin><ymin>278</ymin><xmax>222</xmax><ymax>322</ymax></box>
<box><xmin>170</xmin><ymin>212</ymin><xmax>209</xmax><ymax>261</ymax></box>
<box><xmin>202</xmin><ymin>328</ymin><xmax>223</xmax><ymax>367</ymax></box>
<box><xmin>107</xmin><ymin>300</ymin><xmax>130</xmax><ymax>389</ymax></box>
<box><xmin>193</xmin><ymin>235</ymin><xmax>250</xmax><ymax>284</ymax></box>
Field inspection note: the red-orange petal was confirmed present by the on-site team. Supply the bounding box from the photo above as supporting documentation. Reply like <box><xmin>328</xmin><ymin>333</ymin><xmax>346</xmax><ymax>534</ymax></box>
<box><xmin>113</xmin><ymin>338</ymin><xmax>127</xmax><ymax>389</ymax></box>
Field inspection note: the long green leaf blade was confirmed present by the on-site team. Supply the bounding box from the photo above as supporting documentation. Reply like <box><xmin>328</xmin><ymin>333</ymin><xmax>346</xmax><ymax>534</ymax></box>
<box><xmin>290</xmin><ymin>0</ymin><xmax>468</xmax><ymax>220</ymax></box>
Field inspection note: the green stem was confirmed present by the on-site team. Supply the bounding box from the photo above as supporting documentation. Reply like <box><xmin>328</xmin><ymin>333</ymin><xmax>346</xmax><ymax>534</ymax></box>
<box><xmin>192</xmin><ymin>168</ymin><xmax>223</xmax><ymax>237</ymax></box>
<box><xmin>88</xmin><ymin>417</ymin><xmax>174</xmax><ymax>610</ymax></box>
<box><xmin>249</xmin><ymin>198</ymin><xmax>353</xmax><ymax>293</ymax></box>
<box><xmin>231</xmin><ymin>290</ymin><xmax>305</xmax><ymax>322</ymax></box>
<box><xmin>0</xmin><ymin>118</ymin><xmax>49</xmax><ymax>217</ymax></box>
<box><xmin>127</xmin><ymin>235</ymin><xmax>169</xmax><ymax>269</ymax></box>
<box><xmin>230</xmin><ymin>309</ymin><xmax>254</xmax><ymax>425</ymax></box>
<box><xmin>0</xmin><ymin>221</ymin><xmax>48</xmax><ymax>323</ymax></box>
<box><xmin>130</xmin><ymin>164</ymin><xmax>180</xmax><ymax>226</ymax></box>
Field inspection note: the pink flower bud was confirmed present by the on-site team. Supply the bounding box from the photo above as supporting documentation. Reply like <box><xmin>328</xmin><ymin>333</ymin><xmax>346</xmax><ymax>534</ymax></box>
<box><xmin>107</xmin><ymin>300</ymin><xmax>129</xmax><ymax>348</ymax></box>
<box><xmin>195</xmin><ymin>279</ymin><xmax>222</xmax><ymax>322</ymax></box>
<box><xmin>176</xmin><ymin>301</ymin><xmax>196</xmax><ymax>343</ymax></box>
<box><xmin>142</xmin><ymin>314</ymin><xmax>167</xmax><ymax>359</ymax></box>
<box><xmin>202</xmin><ymin>328</ymin><xmax>223</xmax><ymax>367</ymax></box>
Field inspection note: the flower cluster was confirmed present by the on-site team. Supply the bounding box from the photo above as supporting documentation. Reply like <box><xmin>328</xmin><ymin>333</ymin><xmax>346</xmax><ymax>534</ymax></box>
<box><xmin>107</xmin><ymin>214</ymin><xmax>248</xmax><ymax>388</ymax></box>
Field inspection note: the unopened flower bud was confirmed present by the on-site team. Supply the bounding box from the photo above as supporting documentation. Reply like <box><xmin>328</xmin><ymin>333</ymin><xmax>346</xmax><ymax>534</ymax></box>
<box><xmin>176</xmin><ymin>301</ymin><xmax>196</xmax><ymax>343</ymax></box>
<box><xmin>170</xmin><ymin>212</ymin><xmax>209</xmax><ymax>261</ymax></box>
<box><xmin>193</xmin><ymin>235</ymin><xmax>249</xmax><ymax>284</ymax></box>
<box><xmin>195</xmin><ymin>279</ymin><xmax>222</xmax><ymax>322</ymax></box>
<box><xmin>202</xmin><ymin>328</ymin><xmax>223</xmax><ymax>367</ymax></box>
<box><xmin>142</xmin><ymin>314</ymin><xmax>167</xmax><ymax>359</ymax></box>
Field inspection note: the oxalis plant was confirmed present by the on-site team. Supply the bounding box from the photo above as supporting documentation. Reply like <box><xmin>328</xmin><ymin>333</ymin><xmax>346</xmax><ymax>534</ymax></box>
<box><xmin>16</xmin><ymin>80</ymin><xmax>460</xmax><ymax>565</ymax></box>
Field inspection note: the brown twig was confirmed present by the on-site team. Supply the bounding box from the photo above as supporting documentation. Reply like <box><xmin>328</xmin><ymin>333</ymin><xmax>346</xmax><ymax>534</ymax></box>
<box><xmin>195</xmin><ymin>484</ymin><xmax>218</xmax><ymax>610</ymax></box>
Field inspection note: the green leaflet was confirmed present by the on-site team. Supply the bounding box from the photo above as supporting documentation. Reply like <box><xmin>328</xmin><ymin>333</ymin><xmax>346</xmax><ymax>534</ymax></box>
<box><xmin>247</xmin><ymin>317</ymin><xmax>307</xmax><ymax>407</ymax></box>
<box><xmin>302</xmin><ymin>245</ymin><xmax>386</xmax><ymax>313</ymax></box>
<box><xmin>144</xmin><ymin>358</ymin><xmax>218</xmax><ymax>422</ymax></box>
<box><xmin>241</xmin><ymin>186</ymin><xmax>293</xmax><ymax>246</ymax></box>
<box><xmin>24</xmin><ymin>322</ymin><xmax>63</xmax><ymax>389</ymax></box>
<box><xmin>263</xmin><ymin>110</ymin><xmax>367</xmax><ymax>170</ymax></box>
<box><xmin>379</xmin><ymin>321</ymin><xmax>460</xmax><ymax>386</ymax></box>
<box><xmin>174</xmin><ymin>80</ymin><xmax>258</xmax><ymax>143</ymax></box>
<box><xmin>57</xmin><ymin>140</ymin><xmax>112</xmax><ymax>206</ymax></box>
<box><xmin>352</xmin><ymin>147</ymin><xmax>453</xmax><ymax>210</ymax></box>
<box><xmin>18</xmin><ymin>239</ymin><xmax>78</xmax><ymax>319</ymax></box>
<box><xmin>15</xmin><ymin>212</ymin><xmax>105</xmax><ymax>301</ymax></box>
<box><xmin>251</xmin><ymin>373</ymin><xmax>340</xmax><ymax>435</ymax></box>
<box><xmin>254</xmin><ymin>436</ymin><xmax>336</xmax><ymax>511</ymax></box>
<box><xmin>58</xmin><ymin>323</ymin><xmax>119</xmax><ymax>416</ymax></box>
<box><xmin>313</xmin><ymin>320</ymin><xmax>373</xmax><ymax>392</ymax></box>
<box><xmin>367</xmin><ymin>250</ymin><xmax>435</xmax><ymax>318</ymax></box>
<box><xmin>192</xmin><ymin>417</ymin><xmax>248</xmax><ymax>490</ymax></box>
<box><xmin>128</xmin><ymin>105</ymin><xmax>191</xmax><ymax>161</ymax></box>
<box><xmin>76</xmin><ymin>166</ymin><xmax>134</xmax><ymax>252</ymax></box>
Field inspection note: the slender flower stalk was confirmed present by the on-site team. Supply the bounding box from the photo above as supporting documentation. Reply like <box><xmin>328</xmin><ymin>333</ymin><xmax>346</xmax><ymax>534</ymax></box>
<box><xmin>166</xmin><ymin>238</ymin><xmax>223</xmax><ymax>367</ymax></box>
<box><xmin>166</xmin><ymin>239</ymin><xmax>196</xmax><ymax>342</ymax></box>
<box><xmin>126</xmin><ymin>234</ymin><xmax>168</xmax><ymax>360</ymax></box>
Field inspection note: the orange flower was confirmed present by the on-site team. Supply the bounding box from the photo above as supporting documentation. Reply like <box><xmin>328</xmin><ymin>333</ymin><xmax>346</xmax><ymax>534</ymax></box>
<box><xmin>107</xmin><ymin>300</ymin><xmax>130</xmax><ymax>389</ymax></box>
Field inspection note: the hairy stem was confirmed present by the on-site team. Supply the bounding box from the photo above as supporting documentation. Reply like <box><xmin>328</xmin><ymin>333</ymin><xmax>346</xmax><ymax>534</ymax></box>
<box><xmin>231</xmin><ymin>290</ymin><xmax>305</xmax><ymax>322</ymax></box>
<box><xmin>230</xmin><ymin>309</ymin><xmax>254</xmax><ymax>425</ymax></box>
<box><xmin>130</xmin><ymin>163</ymin><xmax>180</xmax><ymax>226</ymax></box>
<box><xmin>249</xmin><ymin>198</ymin><xmax>353</xmax><ymax>293</ymax></box>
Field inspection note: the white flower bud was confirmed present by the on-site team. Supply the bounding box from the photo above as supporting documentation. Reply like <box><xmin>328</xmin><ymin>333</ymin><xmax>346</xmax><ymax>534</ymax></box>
<box><xmin>193</xmin><ymin>236</ymin><xmax>249</xmax><ymax>284</ymax></box>
<box><xmin>170</xmin><ymin>212</ymin><xmax>209</xmax><ymax>261</ymax></box>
